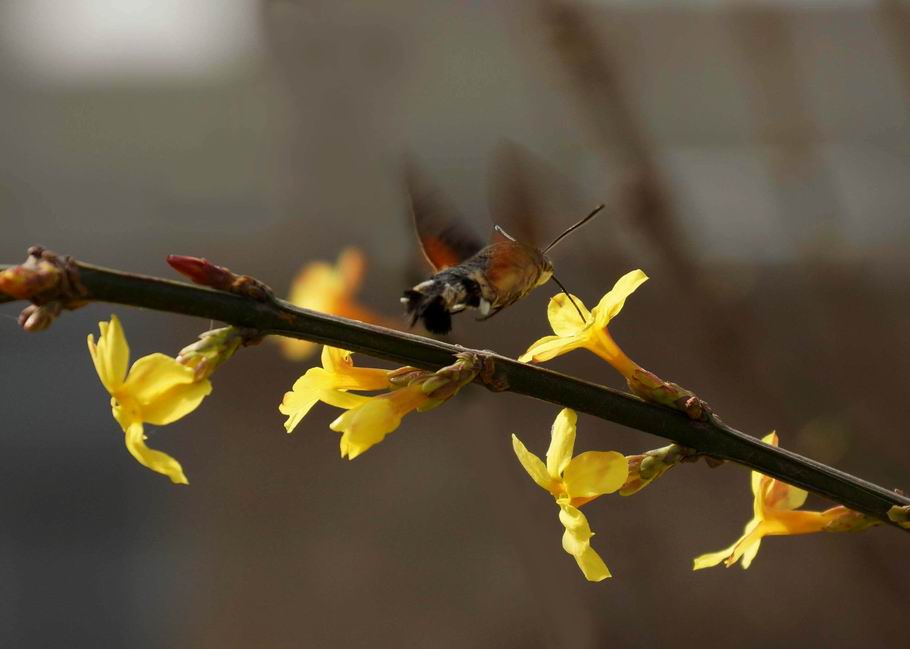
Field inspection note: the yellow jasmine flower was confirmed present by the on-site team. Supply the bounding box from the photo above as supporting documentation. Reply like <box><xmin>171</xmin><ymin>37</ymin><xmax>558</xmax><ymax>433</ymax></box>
<box><xmin>280</xmin><ymin>348</ymin><xmax>479</xmax><ymax>459</ymax></box>
<box><xmin>512</xmin><ymin>409</ymin><xmax>628</xmax><ymax>581</ymax></box>
<box><xmin>889</xmin><ymin>505</ymin><xmax>910</xmax><ymax>529</ymax></box>
<box><xmin>329</xmin><ymin>383</ymin><xmax>429</xmax><ymax>459</ymax></box>
<box><xmin>519</xmin><ymin>270</ymin><xmax>708</xmax><ymax>419</ymax></box>
<box><xmin>278</xmin><ymin>248</ymin><xmax>386</xmax><ymax>361</ymax></box>
<box><xmin>87</xmin><ymin>315</ymin><xmax>212</xmax><ymax>485</ymax></box>
<box><xmin>279</xmin><ymin>346</ymin><xmax>392</xmax><ymax>433</ymax></box>
<box><xmin>693</xmin><ymin>432</ymin><xmax>877</xmax><ymax>570</ymax></box>
<box><xmin>519</xmin><ymin>270</ymin><xmax>647</xmax><ymax>378</ymax></box>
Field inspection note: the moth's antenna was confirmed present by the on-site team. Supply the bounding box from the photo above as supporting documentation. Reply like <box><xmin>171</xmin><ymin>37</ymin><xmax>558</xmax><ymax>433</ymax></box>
<box><xmin>543</xmin><ymin>204</ymin><xmax>604</xmax><ymax>253</ymax></box>
<box><xmin>494</xmin><ymin>224</ymin><xmax>516</xmax><ymax>241</ymax></box>
<box><xmin>550</xmin><ymin>273</ymin><xmax>587</xmax><ymax>323</ymax></box>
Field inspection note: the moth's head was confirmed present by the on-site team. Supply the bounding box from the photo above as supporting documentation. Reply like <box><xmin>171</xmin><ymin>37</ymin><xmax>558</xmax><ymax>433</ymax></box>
<box><xmin>536</xmin><ymin>254</ymin><xmax>555</xmax><ymax>286</ymax></box>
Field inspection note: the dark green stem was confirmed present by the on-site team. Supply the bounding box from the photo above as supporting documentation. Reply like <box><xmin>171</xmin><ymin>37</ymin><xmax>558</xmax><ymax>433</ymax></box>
<box><xmin>3</xmin><ymin>260</ymin><xmax>909</xmax><ymax>530</ymax></box>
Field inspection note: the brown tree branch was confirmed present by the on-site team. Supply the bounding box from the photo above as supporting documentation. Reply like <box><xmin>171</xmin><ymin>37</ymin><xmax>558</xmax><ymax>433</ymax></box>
<box><xmin>2</xmin><ymin>257</ymin><xmax>908</xmax><ymax>530</ymax></box>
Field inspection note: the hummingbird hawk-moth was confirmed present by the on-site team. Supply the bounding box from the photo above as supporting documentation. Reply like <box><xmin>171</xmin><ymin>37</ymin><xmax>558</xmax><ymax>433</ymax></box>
<box><xmin>401</xmin><ymin>162</ymin><xmax>601</xmax><ymax>334</ymax></box>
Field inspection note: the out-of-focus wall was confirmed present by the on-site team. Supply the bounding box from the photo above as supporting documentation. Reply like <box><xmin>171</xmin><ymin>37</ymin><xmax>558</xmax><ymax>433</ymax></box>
<box><xmin>2</xmin><ymin>1</ymin><xmax>909</xmax><ymax>647</ymax></box>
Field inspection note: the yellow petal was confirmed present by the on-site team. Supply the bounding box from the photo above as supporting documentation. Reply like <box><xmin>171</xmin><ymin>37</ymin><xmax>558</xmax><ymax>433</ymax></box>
<box><xmin>279</xmin><ymin>367</ymin><xmax>334</xmax><ymax>423</ymax></box>
<box><xmin>511</xmin><ymin>434</ymin><xmax>552</xmax><ymax>491</ymax></box>
<box><xmin>518</xmin><ymin>334</ymin><xmax>588</xmax><ymax>364</ymax></box>
<box><xmin>111</xmin><ymin>399</ymin><xmax>139</xmax><ymax>434</ymax></box>
<box><xmin>287</xmin><ymin>262</ymin><xmax>338</xmax><ymax>311</ymax></box>
<box><xmin>592</xmin><ymin>269</ymin><xmax>648</xmax><ymax>328</ymax></box>
<box><xmin>319</xmin><ymin>389</ymin><xmax>371</xmax><ymax>411</ymax></box>
<box><xmin>558</xmin><ymin>503</ymin><xmax>611</xmax><ymax>581</ymax></box>
<box><xmin>739</xmin><ymin>535</ymin><xmax>763</xmax><ymax>569</ymax></box>
<box><xmin>280</xmin><ymin>392</ymin><xmax>318</xmax><ymax>433</ymax></box>
<box><xmin>286</xmin><ymin>366</ymin><xmax>333</xmax><ymax>394</ymax></box>
<box><xmin>321</xmin><ymin>346</ymin><xmax>391</xmax><ymax>390</ymax></box>
<box><xmin>121</xmin><ymin>354</ymin><xmax>197</xmax><ymax>404</ymax></box>
<box><xmin>337</xmin><ymin>247</ymin><xmax>366</xmax><ymax>291</ymax></box>
<box><xmin>751</xmin><ymin>434</ymin><xmax>809</xmax><ymax>516</ymax></box>
<box><xmin>123</xmin><ymin>422</ymin><xmax>188</xmax><ymax>485</ymax></box>
<box><xmin>330</xmin><ymin>388</ymin><xmax>424</xmax><ymax>459</ymax></box>
<box><xmin>279</xmin><ymin>253</ymin><xmax>382</xmax><ymax>353</ymax></box>
<box><xmin>331</xmin><ymin>398</ymin><xmax>400</xmax><ymax>459</ymax></box>
<box><xmin>88</xmin><ymin>315</ymin><xmax>130</xmax><ymax>393</ymax></box>
<box><xmin>286</xmin><ymin>250</ymin><xmax>364</xmax><ymax>313</ymax></box>
<box><xmin>728</xmin><ymin>522</ymin><xmax>765</xmax><ymax>569</ymax></box>
<box><xmin>279</xmin><ymin>361</ymin><xmax>375</xmax><ymax>434</ymax></box>
<box><xmin>752</xmin><ymin>431</ymin><xmax>779</xmax><ymax>496</ymax></box>
<box><xmin>755</xmin><ymin>434</ymin><xmax>809</xmax><ymax>512</ymax></box>
<box><xmin>693</xmin><ymin>519</ymin><xmax>762</xmax><ymax>570</ymax></box>
<box><xmin>750</xmin><ymin>469</ymin><xmax>764</xmax><ymax>500</ymax></box>
<box><xmin>574</xmin><ymin>545</ymin><xmax>611</xmax><ymax>581</ymax></box>
<box><xmin>764</xmin><ymin>479</ymin><xmax>809</xmax><ymax>512</ymax></box>
<box><xmin>563</xmin><ymin>450</ymin><xmax>629</xmax><ymax>499</ymax></box>
<box><xmin>764</xmin><ymin>509</ymin><xmax>832</xmax><ymax>536</ymax></box>
<box><xmin>321</xmin><ymin>346</ymin><xmax>352</xmax><ymax>373</ymax></box>
<box><xmin>782</xmin><ymin>485</ymin><xmax>809</xmax><ymax>511</ymax></box>
<box><xmin>141</xmin><ymin>378</ymin><xmax>212</xmax><ymax>426</ymax></box>
<box><xmin>279</xmin><ymin>381</ymin><xmax>323</xmax><ymax>432</ymax></box>
<box><xmin>339</xmin><ymin>367</ymin><xmax>393</xmax><ymax>391</ymax></box>
<box><xmin>547</xmin><ymin>293</ymin><xmax>591</xmax><ymax>336</ymax></box>
<box><xmin>277</xmin><ymin>338</ymin><xmax>319</xmax><ymax>362</ymax></box>
<box><xmin>546</xmin><ymin>408</ymin><xmax>577</xmax><ymax>479</ymax></box>
<box><xmin>692</xmin><ymin>545</ymin><xmax>737</xmax><ymax>571</ymax></box>
<box><xmin>280</xmin><ymin>386</ymin><xmax>369</xmax><ymax>434</ymax></box>
<box><xmin>278</xmin><ymin>380</ymin><xmax>370</xmax><ymax>417</ymax></box>
<box><xmin>558</xmin><ymin>502</ymin><xmax>593</xmax><ymax>555</ymax></box>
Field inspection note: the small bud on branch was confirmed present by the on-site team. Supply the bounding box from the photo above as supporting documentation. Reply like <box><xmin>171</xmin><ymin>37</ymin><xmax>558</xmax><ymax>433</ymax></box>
<box><xmin>0</xmin><ymin>246</ymin><xmax>88</xmax><ymax>330</ymax></box>
<box><xmin>167</xmin><ymin>255</ymin><xmax>273</xmax><ymax>302</ymax></box>
<box><xmin>620</xmin><ymin>444</ymin><xmax>694</xmax><ymax>496</ymax></box>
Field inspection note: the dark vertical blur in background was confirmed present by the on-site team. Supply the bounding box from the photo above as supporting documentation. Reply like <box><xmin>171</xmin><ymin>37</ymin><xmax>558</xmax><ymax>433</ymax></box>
<box><xmin>2</xmin><ymin>1</ymin><xmax>909</xmax><ymax>647</ymax></box>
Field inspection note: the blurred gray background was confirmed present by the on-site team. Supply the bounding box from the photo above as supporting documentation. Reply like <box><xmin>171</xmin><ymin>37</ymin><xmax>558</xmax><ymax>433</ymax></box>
<box><xmin>2</xmin><ymin>1</ymin><xmax>909</xmax><ymax>647</ymax></box>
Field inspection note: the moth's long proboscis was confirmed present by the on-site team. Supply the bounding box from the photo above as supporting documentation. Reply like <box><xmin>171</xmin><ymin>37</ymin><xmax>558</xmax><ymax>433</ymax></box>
<box><xmin>543</xmin><ymin>204</ymin><xmax>605</xmax><ymax>253</ymax></box>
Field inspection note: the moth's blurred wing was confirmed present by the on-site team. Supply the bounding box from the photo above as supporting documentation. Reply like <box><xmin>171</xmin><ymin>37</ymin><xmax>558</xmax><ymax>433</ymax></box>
<box><xmin>488</xmin><ymin>140</ymin><xmax>593</xmax><ymax>249</ymax></box>
<box><xmin>487</xmin><ymin>140</ymin><xmax>544</xmax><ymax>246</ymax></box>
<box><xmin>404</xmin><ymin>161</ymin><xmax>484</xmax><ymax>272</ymax></box>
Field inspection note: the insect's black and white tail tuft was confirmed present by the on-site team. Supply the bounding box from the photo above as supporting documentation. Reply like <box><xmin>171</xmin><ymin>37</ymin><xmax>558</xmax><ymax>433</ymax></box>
<box><xmin>402</xmin><ymin>271</ymin><xmax>481</xmax><ymax>335</ymax></box>
<box><xmin>402</xmin><ymin>289</ymin><xmax>452</xmax><ymax>334</ymax></box>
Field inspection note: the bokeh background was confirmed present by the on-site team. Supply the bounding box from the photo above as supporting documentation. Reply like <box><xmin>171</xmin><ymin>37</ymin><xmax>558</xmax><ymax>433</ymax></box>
<box><xmin>2</xmin><ymin>1</ymin><xmax>909</xmax><ymax>647</ymax></box>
